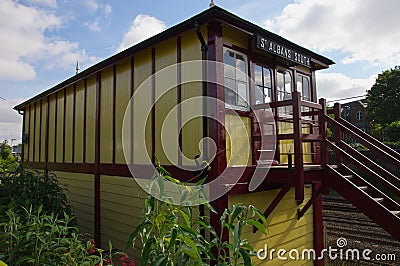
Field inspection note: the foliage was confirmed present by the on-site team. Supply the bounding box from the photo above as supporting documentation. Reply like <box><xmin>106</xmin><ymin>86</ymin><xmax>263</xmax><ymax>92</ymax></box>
<box><xmin>0</xmin><ymin>140</ymin><xmax>18</xmax><ymax>173</ymax></box>
<box><xmin>0</xmin><ymin>206</ymin><xmax>135</xmax><ymax>266</ymax></box>
<box><xmin>126</xmin><ymin>165</ymin><xmax>268</xmax><ymax>266</ymax></box>
<box><xmin>0</xmin><ymin>169</ymin><xmax>72</xmax><ymax>220</ymax></box>
<box><xmin>366</xmin><ymin>66</ymin><xmax>400</xmax><ymax>127</ymax></box>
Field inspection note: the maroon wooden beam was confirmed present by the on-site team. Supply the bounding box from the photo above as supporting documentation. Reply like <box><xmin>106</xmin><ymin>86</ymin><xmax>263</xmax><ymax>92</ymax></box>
<box><xmin>313</xmin><ymin>182</ymin><xmax>324</xmax><ymax>266</ymax></box>
<box><xmin>94</xmin><ymin>72</ymin><xmax>101</xmax><ymax>246</ymax></box>
<box><xmin>333</xmin><ymin>102</ymin><xmax>343</xmax><ymax>166</ymax></box>
<box><xmin>293</xmin><ymin>91</ymin><xmax>304</xmax><ymax>202</ymax></box>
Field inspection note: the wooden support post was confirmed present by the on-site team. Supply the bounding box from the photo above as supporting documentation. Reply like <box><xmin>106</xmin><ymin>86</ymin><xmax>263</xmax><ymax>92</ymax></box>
<box><xmin>312</xmin><ymin>181</ymin><xmax>325</xmax><ymax>266</ymax></box>
<box><xmin>318</xmin><ymin>98</ymin><xmax>329</xmax><ymax>194</ymax></box>
<box><xmin>293</xmin><ymin>91</ymin><xmax>304</xmax><ymax>202</ymax></box>
<box><xmin>333</xmin><ymin>103</ymin><xmax>343</xmax><ymax>166</ymax></box>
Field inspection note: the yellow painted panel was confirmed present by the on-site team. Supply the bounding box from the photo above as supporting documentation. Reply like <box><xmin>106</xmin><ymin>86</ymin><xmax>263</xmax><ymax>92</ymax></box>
<box><xmin>100</xmin><ymin>68</ymin><xmax>114</xmax><ymax>163</ymax></box>
<box><xmin>279</xmin><ymin>122</ymin><xmax>312</xmax><ymax>163</ymax></box>
<box><xmin>74</xmin><ymin>81</ymin><xmax>85</xmax><ymax>163</ymax></box>
<box><xmin>40</xmin><ymin>100</ymin><xmax>46</xmax><ymax>162</ymax></box>
<box><xmin>34</xmin><ymin>102</ymin><xmax>40</xmax><ymax>162</ymax></box>
<box><xmin>133</xmin><ymin>51</ymin><xmax>152</xmax><ymax>164</ymax></box>
<box><xmin>56</xmin><ymin>92</ymin><xmax>64</xmax><ymax>162</ymax></box>
<box><xmin>56</xmin><ymin>171</ymin><xmax>94</xmax><ymax>236</ymax></box>
<box><xmin>222</xmin><ymin>25</ymin><xmax>248</xmax><ymax>50</ymax></box>
<box><xmin>229</xmin><ymin>187</ymin><xmax>315</xmax><ymax>266</ymax></box>
<box><xmin>115</xmin><ymin>60</ymin><xmax>131</xmax><ymax>164</ymax></box>
<box><xmin>64</xmin><ymin>87</ymin><xmax>74</xmax><ymax>163</ymax></box>
<box><xmin>181</xmin><ymin>30</ymin><xmax>203</xmax><ymax>165</ymax></box>
<box><xmin>28</xmin><ymin>104</ymin><xmax>34</xmax><ymax>161</ymax></box>
<box><xmin>86</xmin><ymin>76</ymin><xmax>96</xmax><ymax>163</ymax></box>
<box><xmin>155</xmin><ymin>40</ymin><xmax>178</xmax><ymax>165</ymax></box>
<box><xmin>48</xmin><ymin>95</ymin><xmax>56</xmax><ymax>162</ymax></box>
<box><xmin>100</xmin><ymin>175</ymin><xmax>147</xmax><ymax>254</ymax></box>
<box><xmin>225</xmin><ymin>115</ymin><xmax>252</xmax><ymax>166</ymax></box>
<box><xmin>23</xmin><ymin>107</ymin><xmax>29</xmax><ymax>161</ymax></box>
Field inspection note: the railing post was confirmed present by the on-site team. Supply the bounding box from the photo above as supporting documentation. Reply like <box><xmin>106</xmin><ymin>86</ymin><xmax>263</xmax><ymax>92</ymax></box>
<box><xmin>333</xmin><ymin>103</ymin><xmax>343</xmax><ymax>166</ymax></box>
<box><xmin>318</xmin><ymin>98</ymin><xmax>327</xmax><ymax>168</ymax></box>
<box><xmin>293</xmin><ymin>91</ymin><xmax>304</xmax><ymax>203</ymax></box>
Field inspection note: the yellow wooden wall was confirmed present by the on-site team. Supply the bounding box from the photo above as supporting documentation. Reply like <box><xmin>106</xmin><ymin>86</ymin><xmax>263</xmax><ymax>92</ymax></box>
<box><xmin>278</xmin><ymin>122</ymin><xmax>312</xmax><ymax>164</ymax></box>
<box><xmin>225</xmin><ymin>115</ymin><xmax>252</xmax><ymax>166</ymax></box>
<box><xmin>180</xmin><ymin>30</ymin><xmax>203</xmax><ymax>166</ymax></box>
<box><xmin>86</xmin><ymin>76</ymin><xmax>97</xmax><ymax>163</ymax></box>
<box><xmin>74</xmin><ymin>81</ymin><xmax>85</xmax><ymax>163</ymax></box>
<box><xmin>100</xmin><ymin>175</ymin><xmax>147</xmax><ymax>261</ymax></box>
<box><xmin>229</xmin><ymin>187</ymin><xmax>314</xmax><ymax>266</ymax></box>
<box><xmin>56</xmin><ymin>171</ymin><xmax>95</xmax><ymax>236</ymax></box>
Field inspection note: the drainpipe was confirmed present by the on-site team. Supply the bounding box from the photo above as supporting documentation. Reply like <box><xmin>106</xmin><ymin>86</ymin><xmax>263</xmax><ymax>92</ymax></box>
<box><xmin>195</xmin><ymin>21</ymin><xmax>208</xmax><ymax>235</ymax></box>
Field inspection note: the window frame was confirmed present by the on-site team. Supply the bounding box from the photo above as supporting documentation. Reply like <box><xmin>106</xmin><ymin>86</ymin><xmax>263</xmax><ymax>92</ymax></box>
<box><xmin>223</xmin><ymin>47</ymin><xmax>250</xmax><ymax>111</ymax></box>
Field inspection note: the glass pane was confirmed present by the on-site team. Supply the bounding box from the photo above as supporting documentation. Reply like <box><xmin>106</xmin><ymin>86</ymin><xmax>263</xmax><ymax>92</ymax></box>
<box><xmin>237</xmin><ymin>82</ymin><xmax>248</xmax><ymax>107</ymax></box>
<box><xmin>297</xmin><ymin>75</ymin><xmax>303</xmax><ymax>96</ymax></box>
<box><xmin>277</xmin><ymin>72</ymin><xmax>284</xmax><ymax>94</ymax></box>
<box><xmin>224</xmin><ymin>78</ymin><xmax>236</xmax><ymax>105</ymax></box>
<box><xmin>224</xmin><ymin>50</ymin><xmax>235</xmax><ymax>78</ymax></box>
<box><xmin>236</xmin><ymin>54</ymin><xmax>247</xmax><ymax>81</ymax></box>
<box><xmin>263</xmin><ymin>68</ymin><xmax>271</xmax><ymax>88</ymax></box>
<box><xmin>303</xmin><ymin>76</ymin><xmax>310</xmax><ymax>101</ymax></box>
<box><xmin>255</xmin><ymin>85</ymin><xmax>264</xmax><ymax>104</ymax></box>
<box><xmin>264</xmin><ymin>87</ymin><xmax>272</xmax><ymax>103</ymax></box>
<box><xmin>254</xmin><ymin>64</ymin><xmax>263</xmax><ymax>85</ymax></box>
<box><xmin>284</xmin><ymin>72</ymin><xmax>292</xmax><ymax>95</ymax></box>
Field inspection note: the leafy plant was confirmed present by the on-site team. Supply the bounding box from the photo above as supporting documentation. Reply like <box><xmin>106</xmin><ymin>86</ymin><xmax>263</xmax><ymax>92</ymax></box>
<box><xmin>0</xmin><ymin>168</ymin><xmax>72</xmax><ymax>220</ymax></box>
<box><xmin>126</xmin><ymin>165</ymin><xmax>267</xmax><ymax>265</ymax></box>
<box><xmin>0</xmin><ymin>140</ymin><xmax>18</xmax><ymax>174</ymax></box>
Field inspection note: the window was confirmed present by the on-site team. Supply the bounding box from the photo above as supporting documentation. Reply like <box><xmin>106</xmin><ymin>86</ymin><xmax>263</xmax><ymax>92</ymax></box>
<box><xmin>277</xmin><ymin>70</ymin><xmax>292</xmax><ymax>115</ymax></box>
<box><xmin>254</xmin><ymin>64</ymin><xmax>272</xmax><ymax>104</ymax></box>
<box><xmin>297</xmin><ymin>74</ymin><xmax>311</xmax><ymax>101</ymax></box>
<box><xmin>224</xmin><ymin>48</ymin><xmax>249</xmax><ymax>109</ymax></box>
<box><xmin>356</xmin><ymin>111</ymin><xmax>363</xmax><ymax>121</ymax></box>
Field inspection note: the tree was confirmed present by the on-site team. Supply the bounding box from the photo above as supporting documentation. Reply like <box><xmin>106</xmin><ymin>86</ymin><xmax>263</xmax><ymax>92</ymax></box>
<box><xmin>0</xmin><ymin>140</ymin><xmax>18</xmax><ymax>173</ymax></box>
<box><xmin>366</xmin><ymin>66</ymin><xmax>400</xmax><ymax>127</ymax></box>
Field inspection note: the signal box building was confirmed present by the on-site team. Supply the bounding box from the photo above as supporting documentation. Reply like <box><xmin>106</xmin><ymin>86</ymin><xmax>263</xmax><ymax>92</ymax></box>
<box><xmin>15</xmin><ymin>6</ymin><xmax>400</xmax><ymax>265</ymax></box>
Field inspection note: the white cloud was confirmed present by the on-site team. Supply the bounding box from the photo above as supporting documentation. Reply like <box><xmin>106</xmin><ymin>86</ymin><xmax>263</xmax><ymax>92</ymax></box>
<box><xmin>27</xmin><ymin>0</ymin><xmax>57</xmax><ymax>8</ymax></box>
<box><xmin>84</xmin><ymin>18</ymin><xmax>101</xmax><ymax>32</ymax></box>
<box><xmin>316</xmin><ymin>72</ymin><xmax>376</xmax><ymax>102</ymax></box>
<box><xmin>84</xmin><ymin>0</ymin><xmax>100</xmax><ymax>12</ymax></box>
<box><xmin>0</xmin><ymin>0</ymin><xmax>96</xmax><ymax>81</ymax></box>
<box><xmin>265</xmin><ymin>0</ymin><xmax>400</xmax><ymax>67</ymax></box>
<box><xmin>117</xmin><ymin>14</ymin><xmax>166</xmax><ymax>52</ymax></box>
<box><xmin>0</xmin><ymin>98</ymin><xmax>24</xmax><ymax>143</ymax></box>
<box><xmin>104</xmin><ymin>4</ymin><xmax>112</xmax><ymax>17</ymax></box>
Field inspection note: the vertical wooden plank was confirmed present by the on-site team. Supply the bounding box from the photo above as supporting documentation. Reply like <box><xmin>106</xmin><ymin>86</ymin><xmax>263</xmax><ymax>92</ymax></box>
<box><xmin>293</xmin><ymin>91</ymin><xmax>304</xmax><ymax>202</ymax></box>
<box><xmin>33</xmin><ymin>102</ymin><xmax>36</xmax><ymax>162</ymax></box>
<box><xmin>151</xmin><ymin>48</ymin><xmax>156</xmax><ymax>164</ymax></box>
<box><xmin>130</xmin><ymin>57</ymin><xmax>134</xmax><ymax>165</ymax></box>
<box><xmin>54</xmin><ymin>92</ymin><xmax>58</xmax><ymax>162</ymax></box>
<box><xmin>312</xmin><ymin>181</ymin><xmax>324</xmax><ymax>266</ymax></box>
<box><xmin>45</xmin><ymin>96</ymin><xmax>50</xmax><ymax>173</ymax></box>
<box><xmin>65</xmin><ymin>87</ymin><xmax>74</xmax><ymax>163</ymax></box>
<box><xmin>74</xmin><ymin>81</ymin><xmax>85</xmax><ymax>163</ymax></box>
<box><xmin>112</xmin><ymin>65</ymin><xmax>116</xmax><ymax>165</ymax></box>
<box><xmin>177</xmin><ymin>36</ymin><xmax>182</xmax><ymax>166</ymax></box>
<box><xmin>86</xmin><ymin>77</ymin><xmax>97</xmax><ymax>163</ymax></box>
<box><xmin>63</xmin><ymin>89</ymin><xmax>66</xmax><ymax>163</ymax></box>
<box><xmin>95</xmin><ymin>72</ymin><xmax>101</xmax><ymax>246</ymax></box>
<box><xmin>21</xmin><ymin>108</ymin><xmax>26</xmax><ymax>163</ymax></box>
<box><xmin>100</xmin><ymin>68</ymin><xmax>113</xmax><ymax>163</ymax></box>
<box><xmin>38</xmin><ymin>100</ymin><xmax>42</xmax><ymax>162</ymax></box>
<box><xmin>47</xmin><ymin>95</ymin><xmax>56</xmax><ymax>163</ymax></box>
<box><xmin>83</xmin><ymin>79</ymin><xmax>87</xmax><ymax>163</ymax></box>
<box><xmin>72</xmin><ymin>84</ymin><xmax>76</xmax><ymax>163</ymax></box>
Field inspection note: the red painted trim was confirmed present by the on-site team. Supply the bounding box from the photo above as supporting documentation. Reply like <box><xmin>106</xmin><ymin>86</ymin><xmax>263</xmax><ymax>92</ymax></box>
<box><xmin>292</xmin><ymin>91</ymin><xmax>304</xmax><ymax>202</ymax></box>
<box><xmin>94</xmin><ymin>72</ymin><xmax>101</xmax><ymax>246</ymax></box>
<box><xmin>313</xmin><ymin>181</ymin><xmax>324</xmax><ymax>266</ymax></box>
<box><xmin>177</xmin><ymin>36</ymin><xmax>182</xmax><ymax>166</ymax></box>
<box><xmin>45</xmin><ymin>97</ymin><xmax>50</xmax><ymax>174</ymax></box>
<box><xmin>72</xmin><ymin>84</ymin><xmax>76</xmax><ymax>163</ymax></box>
<box><xmin>33</xmin><ymin>102</ymin><xmax>36</xmax><ymax>162</ymax></box>
<box><xmin>63</xmin><ymin>89</ymin><xmax>66</xmax><ymax>163</ymax></box>
<box><xmin>112</xmin><ymin>64</ymin><xmax>117</xmax><ymax>165</ymax></box>
<box><xmin>54</xmin><ymin>92</ymin><xmax>58</xmax><ymax>162</ymax></box>
<box><xmin>130</xmin><ymin>57</ymin><xmax>134</xmax><ymax>165</ymax></box>
<box><xmin>151</xmin><ymin>48</ymin><xmax>156</xmax><ymax>164</ymax></box>
<box><xmin>83</xmin><ymin>79</ymin><xmax>87</xmax><ymax>163</ymax></box>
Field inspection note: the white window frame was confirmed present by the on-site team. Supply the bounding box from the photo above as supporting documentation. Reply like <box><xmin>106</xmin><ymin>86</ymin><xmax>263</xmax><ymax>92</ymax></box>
<box><xmin>223</xmin><ymin>47</ymin><xmax>250</xmax><ymax>111</ymax></box>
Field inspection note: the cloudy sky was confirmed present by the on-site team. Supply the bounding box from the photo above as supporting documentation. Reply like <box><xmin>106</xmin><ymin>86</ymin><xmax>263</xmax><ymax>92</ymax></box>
<box><xmin>0</xmin><ymin>0</ymin><xmax>399</xmax><ymax>143</ymax></box>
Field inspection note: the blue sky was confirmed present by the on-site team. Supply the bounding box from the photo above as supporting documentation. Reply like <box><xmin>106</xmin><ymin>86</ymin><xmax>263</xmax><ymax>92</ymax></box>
<box><xmin>1</xmin><ymin>0</ymin><xmax>399</xmax><ymax>143</ymax></box>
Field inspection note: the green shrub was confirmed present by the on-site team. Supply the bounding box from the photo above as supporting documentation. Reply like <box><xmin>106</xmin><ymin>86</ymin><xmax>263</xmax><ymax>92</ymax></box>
<box><xmin>126</xmin><ymin>165</ymin><xmax>267</xmax><ymax>266</ymax></box>
<box><xmin>0</xmin><ymin>169</ymin><xmax>72</xmax><ymax>220</ymax></box>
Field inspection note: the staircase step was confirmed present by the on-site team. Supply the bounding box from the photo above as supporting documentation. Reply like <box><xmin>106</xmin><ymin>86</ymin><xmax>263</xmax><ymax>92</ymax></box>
<box><xmin>373</xmin><ymin>198</ymin><xmax>384</xmax><ymax>203</ymax></box>
<box><xmin>358</xmin><ymin>186</ymin><xmax>368</xmax><ymax>191</ymax></box>
<box><xmin>343</xmin><ymin>175</ymin><xmax>353</xmax><ymax>179</ymax></box>
<box><xmin>390</xmin><ymin>211</ymin><xmax>400</xmax><ymax>216</ymax></box>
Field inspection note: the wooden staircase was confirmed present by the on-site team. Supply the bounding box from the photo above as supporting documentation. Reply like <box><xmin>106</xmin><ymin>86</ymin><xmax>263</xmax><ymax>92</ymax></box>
<box><xmin>321</xmin><ymin>103</ymin><xmax>400</xmax><ymax>241</ymax></box>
